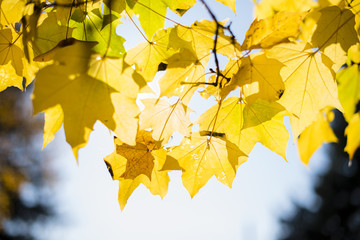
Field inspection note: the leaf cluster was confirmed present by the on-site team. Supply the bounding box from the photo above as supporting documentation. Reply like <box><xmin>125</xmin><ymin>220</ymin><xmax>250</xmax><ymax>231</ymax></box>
<box><xmin>1</xmin><ymin>0</ymin><xmax>360</xmax><ymax>209</ymax></box>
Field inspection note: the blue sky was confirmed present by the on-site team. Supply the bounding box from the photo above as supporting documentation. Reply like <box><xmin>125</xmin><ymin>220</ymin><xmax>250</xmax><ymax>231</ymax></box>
<box><xmin>33</xmin><ymin>1</ymin><xmax>330</xmax><ymax>239</ymax></box>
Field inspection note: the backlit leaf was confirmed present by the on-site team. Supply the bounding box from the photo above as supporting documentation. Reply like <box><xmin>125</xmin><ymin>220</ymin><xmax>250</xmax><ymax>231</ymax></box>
<box><xmin>71</xmin><ymin>8</ymin><xmax>125</xmax><ymax>57</ymax></box>
<box><xmin>125</xmin><ymin>27</ymin><xmax>176</xmax><ymax>81</ymax></box>
<box><xmin>336</xmin><ymin>44</ymin><xmax>360</xmax><ymax>122</ymax></box>
<box><xmin>215</xmin><ymin>0</ymin><xmax>236</xmax><ymax>13</ymax></box>
<box><xmin>242</xmin><ymin>11</ymin><xmax>305</xmax><ymax>50</ymax></box>
<box><xmin>236</xmin><ymin>52</ymin><xmax>285</xmax><ymax>104</ymax></box>
<box><xmin>297</xmin><ymin>108</ymin><xmax>337</xmax><ymax>165</ymax></box>
<box><xmin>33</xmin><ymin>40</ymin><xmax>138</xmax><ymax>158</ymax></box>
<box><xmin>266</xmin><ymin>42</ymin><xmax>342</xmax><ymax>139</ymax></box>
<box><xmin>139</xmin><ymin>98</ymin><xmax>192</xmax><ymax>143</ymax></box>
<box><xmin>345</xmin><ymin>113</ymin><xmax>360</xmax><ymax>160</ymax></box>
<box><xmin>0</xmin><ymin>28</ymin><xmax>37</xmax><ymax>91</ymax></box>
<box><xmin>311</xmin><ymin>6</ymin><xmax>358</xmax><ymax>71</ymax></box>
<box><xmin>104</xmin><ymin>131</ymin><xmax>169</xmax><ymax>210</ymax></box>
<box><xmin>168</xmin><ymin>132</ymin><xmax>247</xmax><ymax>197</ymax></box>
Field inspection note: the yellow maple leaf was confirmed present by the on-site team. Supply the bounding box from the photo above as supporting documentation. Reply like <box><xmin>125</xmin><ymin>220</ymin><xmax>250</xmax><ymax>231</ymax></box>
<box><xmin>42</xmin><ymin>104</ymin><xmax>64</xmax><ymax>149</ymax></box>
<box><xmin>196</xmin><ymin>97</ymin><xmax>289</xmax><ymax>159</ymax></box>
<box><xmin>171</xmin><ymin>20</ymin><xmax>237</xmax><ymax>61</ymax></box>
<box><xmin>139</xmin><ymin>98</ymin><xmax>192</xmax><ymax>143</ymax></box>
<box><xmin>311</xmin><ymin>6</ymin><xmax>358</xmax><ymax>71</ymax></box>
<box><xmin>104</xmin><ymin>131</ymin><xmax>169</xmax><ymax>210</ymax></box>
<box><xmin>33</xmin><ymin>39</ymin><xmax>139</xmax><ymax>159</ymax></box>
<box><xmin>297</xmin><ymin>108</ymin><xmax>337</xmax><ymax>165</ymax></box>
<box><xmin>336</xmin><ymin>44</ymin><xmax>360</xmax><ymax>122</ymax></box>
<box><xmin>125</xmin><ymin>27</ymin><xmax>177</xmax><ymax>81</ymax></box>
<box><xmin>236</xmin><ymin>52</ymin><xmax>285</xmax><ymax>104</ymax></box>
<box><xmin>128</xmin><ymin>0</ymin><xmax>195</xmax><ymax>39</ymax></box>
<box><xmin>254</xmin><ymin>0</ymin><xmax>316</xmax><ymax>19</ymax></box>
<box><xmin>215</xmin><ymin>0</ymin><xmax>236</xmax><ymax>13</ymax></box>
<box><xmin>33</xmin><ymin>12</ymin><xmax>70</xmax><ymax>58</ymax></box>
<box><xmin>87</xmin><ymin>55</ymin><xmax>146</xmax><ymax>145</ymax></box>
<box><xmin>242</xmin><ymin>11</ymin><xmax>305</xmax><ymax>51</ymax></box>
<box><xmin>242</xmin><ymin>99</ymin><xmax>289</xmax><ymax>160</ymax></box>
<box><xmin>195</xmin><ymin>97</ymin><xmax>249</xmax><ymax>153</ymax></box>
<box><xmin>158</xmin><ymin>48</ymin><xmax>207</xmax><ymax>105</ymax></box>
<box><xmin>0</xmin><ymin>0</ymin><xmax>25</xmax><ymax>28</ymax></box>
<box><xmin>167</xmin><ymin>132</ymin><xmax>247</xmax><ymax>197</ymax></box>
<box><xmin>0</xmin><ymin>28</ymin><xmax>37</xmax><ymax>91</ymax></box>
<box><xmin>266</xmin><ymin>42</ymin><xmax>342</xmax><ymax>139</ymax></box>
<box><xmin>345</xmin><ymin>113</ymin><xmax>360</xmax><ymax>160</ymax></box>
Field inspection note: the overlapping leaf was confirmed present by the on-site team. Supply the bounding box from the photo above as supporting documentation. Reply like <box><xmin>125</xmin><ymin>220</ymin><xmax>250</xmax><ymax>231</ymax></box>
<box><xmin>297</xmin><ymin>108</ymin><xmax>337</xmax><ymax>165</ymax></box>
<box><xmin>215</xmin><ymin>0</ymin><xmax>236</xmax><ymax>13</ymax></box>
<box><xmin>345</xmin><ymin>112</ymin><xmax>360</xmax><ymax>160</ymax></box>
<box><xmin>167</xmin><ymin>132</ymin><xmax>247</xmax><ymax>197</ymax></box>
<box><xmin>33</xmin><ymin>39</ymin><xmax>141</xmax><ymax>158</ymax></box>
<box><xmin>236</xmin><ymin>52</ymin><xmax>285</xmax><ymax>104</ymax></box>
<box><xmin>337</xmin><ymin>44</ymin><xmax>360</xmax><ymax>122</ymax></box>
<box><xmin>33</xmin><ymin>12</ymin><xmax>69</xmax><ymax>58</ymax></box>
<box><xmin>104</xmin><ymin>131</ymin><xmax>169</xmax><ymax>210</ymax></box>
<box><xmin>242</xmin><ymin>11</ymin><xmax>305</xmax><ymax>50</ymax></box>
<box><xmin>266</xmin><ymin>42</ymin><xmax>342</xmax><ymax>139</ymax></box>
<box><xmin>254</xmin><ymin>0</ymin><xmax>316</xmax><ymax>19</ymax></box>
<box><xmin>0</xmin><ymin>0</ymin><xmax>26</xmax><ymax>28</ymax></box>
<box><xmin>158</xmin><ymin>48</ymin><xmax>207</xmax><ymax>105</ymax></box>
<box><xmin>311</xmin><ymin>6</ymin><xmax>358</xmax><ymax>71</ymax></box>
<box><xmin>195</xmin><ymin>97</ymin><xmax>289</xmax><ymax>159</ymax></box>
<box><xmin>127</xmin><ymin>0</ymin><xmax>196</xmax><ymax>39</ymax></box>
<box><xmin>139</xmin><ymin>98</ymin><xmax>192</xmax><ymax>143</ymax></box>
<box><xmin>0</xmin><ymin>28</ymin><xmax>37</xmax><ymax>91</ymax></box>
<box><xmin>125</xmin><ymin>27</ymin><xmax>176</xmax><ymax>81</ymax></box>
<box><xmin>70</xmin><ymin>8</ymin><xmax>125</xmax><ymax>57</ymax></box>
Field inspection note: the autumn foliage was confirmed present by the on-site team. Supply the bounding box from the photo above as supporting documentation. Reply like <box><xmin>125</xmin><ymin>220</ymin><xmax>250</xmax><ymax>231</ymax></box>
<box><xmin>1</xmin><ymin>0</ymin><xmax>360</xmax><ymax>209</ymax></box>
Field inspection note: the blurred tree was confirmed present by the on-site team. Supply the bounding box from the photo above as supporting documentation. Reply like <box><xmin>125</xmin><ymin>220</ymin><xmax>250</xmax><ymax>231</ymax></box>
<box><xmin>279</xmin><ymin>111</ymin><xmax>360</xmax><ymax>240</ymax></box>
<box><xmin>0</xmin><ymin>86</ymin><xmax>55</xmax><ymax>240</ymax></box>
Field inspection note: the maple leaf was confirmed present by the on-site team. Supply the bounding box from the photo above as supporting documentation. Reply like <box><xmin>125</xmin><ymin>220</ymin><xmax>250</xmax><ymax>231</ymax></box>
<box><xmin>167</xmin><ymin>132</ymin><xmax>247</xmax><ymax>197</ymax></box>
<box><xmin>104</xmin><ymin>131</ymin><xmax>169</xmax><ymax>210</ymax></box>
<box><xmin>0</xmin><ymin>28</ymin><xmax>37</xmax><ymax>91</ymax></box>
<box><xmin>125</xmin><ymin>27</ymin><xmax>177</xmax><ymax>81</ymax></box>
<box><xmin>266</xmin><ymin>42</ymin><xmax>342</xmax><ymax>139</ymax></box>
<box><xmin>242</xmin><ymin>99</ymin><xmax>289</xmax><ymax>160</ymax></box>
<box><xmin>42</xmin><ymin>105</ymin><xmax>64</xmax><ymax>149</ymax></box>
<box><xmin>242</xmin><ymin>11</ymin><xmax>305</xmax><ymax>51</ymax></box>
<box><xmin>127</xmin><ymin>0</ymin><xmax>196</xmax><ymax>39</ymax></box>
<box><xmin>236</xmin><ymin>52</ymin><xmax>285</xmax><ymax>104</ymax></box>
<box><xmin>70</xmin><ymin>8</ymin><xmax>125</xmax><ymax>57</ymax></box>
<box><xmin>32</xmin><ymin>39</ymin><xmax>139</xmax><ymax>158</ymax></box>
<box><xmin>0</xmin><ymin>0</ymin><xmax>25</xmax><ymax>28</ymax></box>
<box><xmin>103</xmin><ymin>0</ymin><xmax>126</xmax><ymax>14</ymax></box>
<box><xmin>345</xmin><ymin>113</ymin><xmax>360</xmax><ymax>160</ymax></box>
<box><xmin>195</xmin><ymin>97</ymin><xmax>247</xmax><ymax>152</ymax></box>
<box><xmin>170</xmin><ymin>20</ymin><xmax>238</xmax><ymax>60</ymax></box>
<box><xmin>87</xmin><ymin>54</ymin><xmax>146</xmax><ymax>145</ymax></box>
<box><xmin>215</xmin><ymin>0</ymin><xmax>236</xmax><ymax>13</ymax></box>
<box><xmin>311</xmin><ymin>6</ymin><xmax>358</xmax><ymax>71</ymax></box>
<box><xmin>297</xmin><ymin>108</ymin><xmax>337</xmax><ymax>165</ymax></box>
<box><xmin>32</xmin><ymin>12</ymin><xmax>70</xmax><ymax>58</ymax></box>
<box><xmin>254</xmin><ymin>0</ymin><xmax>316</xmax><ymax>19</ymax></box>
<box><xmin>54</xmin><ymin>0</ymin><xmax>97</xmax><ymax>25</ymax></box>
<box><xmin>196</xmin><ymin>97</ymin><xmax>289</xmax><ymax>159</ymax></box>
<box><xmin>158</xmin><ymin>48</ymin><xmax>207</xmax><ymax>105</ymax></box>
<box><xmin>336</xmin><ymin>44</ymin><xmax>360</xmax><ymax>122</ymax></box>
<box><xmin>139</xmin><ymin>98</ymin><xmax>192</xmax><ymax>143</ymax></box>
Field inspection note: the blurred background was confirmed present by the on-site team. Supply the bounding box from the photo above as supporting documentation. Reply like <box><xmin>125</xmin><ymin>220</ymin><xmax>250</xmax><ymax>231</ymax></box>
<box><xmin>0</xmin><ymin>0</ymin><xmax>359</xmax><ymax>240</ymax></box>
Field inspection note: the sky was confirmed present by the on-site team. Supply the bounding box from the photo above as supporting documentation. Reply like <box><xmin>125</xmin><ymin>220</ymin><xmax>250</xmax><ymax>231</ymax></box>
<box><xmin>30</xmin><ymin>1</ymin><xmax>332</xmax><ymax>239</ymax></box>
